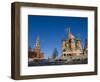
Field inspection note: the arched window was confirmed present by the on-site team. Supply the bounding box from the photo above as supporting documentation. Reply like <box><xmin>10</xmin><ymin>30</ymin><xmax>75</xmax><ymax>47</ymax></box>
<box><xmin>63</xmin><ymin>54</ymin><xmax>66</xmax><ymax>56</ymax></box>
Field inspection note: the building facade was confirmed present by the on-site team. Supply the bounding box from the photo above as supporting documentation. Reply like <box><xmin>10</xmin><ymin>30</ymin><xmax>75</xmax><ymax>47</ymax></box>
<box><xmin>28</xmin><ymin>36</ymin><xmax>44</xmax><ymax>62</ymax></box>
<box><xmin>61</xmin><ymin>28</ymin><xmax>87</xmax><ymax>61</ymax></box>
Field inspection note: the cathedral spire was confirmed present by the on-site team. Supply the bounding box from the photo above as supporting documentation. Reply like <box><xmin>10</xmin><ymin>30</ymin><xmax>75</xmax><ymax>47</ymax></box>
<box><xmin>65</xmin><ymin>27</ymin><xmax>71</xmax><ymax>40</ymax></box>
<box><xmin>65</xmin><ymin>27</ymin><xmax>70</xmax><ymax>35</ymax></box>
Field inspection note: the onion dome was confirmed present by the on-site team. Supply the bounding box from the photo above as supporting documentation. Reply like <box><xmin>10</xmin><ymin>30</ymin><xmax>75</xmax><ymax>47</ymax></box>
<box><xmin>68</xmin><ymin>33</ymin><xmax>75</xmax><ymax>40</ymax></box>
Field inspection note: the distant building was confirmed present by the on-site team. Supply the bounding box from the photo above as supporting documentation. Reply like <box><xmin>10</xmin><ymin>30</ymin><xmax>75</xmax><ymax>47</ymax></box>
<box><xmin>28</xmin><ymin>36</ymin><xmax>44</xmax><ymax>62</ymax></box>
<box><xmin>61</xmin><ymin>28</ymin><xmax>87</xmax><ymax>61</ymax></box>
<box><xmin>83</xmin><ymin>39</ymin><xmax>88</xmax><ymax>55</ymax></box>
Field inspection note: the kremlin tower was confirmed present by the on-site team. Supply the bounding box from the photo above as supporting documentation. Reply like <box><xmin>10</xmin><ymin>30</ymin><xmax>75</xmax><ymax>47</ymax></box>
<box><xmin>28</xmin><ymin>36</ymin><xmax>44</xmax><ymax>61</ymax></box>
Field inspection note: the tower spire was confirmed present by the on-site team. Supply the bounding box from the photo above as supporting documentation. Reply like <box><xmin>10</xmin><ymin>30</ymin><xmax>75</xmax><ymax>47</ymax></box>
<box><xmin>65</xmin><ymin>27</ymin><xmax>70</xmax><ymax>35</ymax></box>
<box><xmin>35</xmin><ymin>35</ymin><xmax>40</xmax><ymax>49</ymax></box>
<box><xmin>65</xmin><ymin>27</ymin><xmax>71</xmax><ymax>40</ymax></box>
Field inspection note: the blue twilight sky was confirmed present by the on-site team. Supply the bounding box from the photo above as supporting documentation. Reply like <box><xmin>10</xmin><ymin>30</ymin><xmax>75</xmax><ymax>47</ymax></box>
<box><xmin>28</xmin><ymin>15</ymin><xmax>88</xmax><ymax>59</ymax></box>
